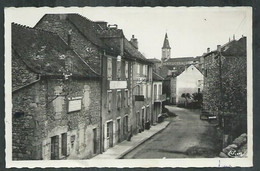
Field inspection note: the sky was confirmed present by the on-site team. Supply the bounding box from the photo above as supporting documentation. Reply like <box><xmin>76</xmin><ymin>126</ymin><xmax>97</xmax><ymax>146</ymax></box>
<box><xmin>5</xmin><ymin>7</ymin><xmax>252</xmax><ymax>59</ymax></box>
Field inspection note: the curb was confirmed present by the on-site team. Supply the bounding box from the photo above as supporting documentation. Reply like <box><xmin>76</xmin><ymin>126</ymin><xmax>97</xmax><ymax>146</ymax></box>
<box><xmin>117</xmin><ymin>121</ymin><xmax>171</xmax><ymax>159</ymax></box>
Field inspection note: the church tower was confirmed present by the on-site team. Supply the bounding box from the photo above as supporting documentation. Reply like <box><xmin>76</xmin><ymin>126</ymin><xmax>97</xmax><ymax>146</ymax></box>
<box><xmin>161</xmin><ymin>33</ymin><xmax>171</xmax><ymax>62</ymax></box>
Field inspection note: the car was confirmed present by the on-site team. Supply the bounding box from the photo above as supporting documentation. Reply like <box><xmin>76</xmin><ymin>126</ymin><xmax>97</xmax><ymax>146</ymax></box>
<box><xmin>200</xmin><ymin>111</ymin><xmax>217</xmax><ymax>120</ymax></box>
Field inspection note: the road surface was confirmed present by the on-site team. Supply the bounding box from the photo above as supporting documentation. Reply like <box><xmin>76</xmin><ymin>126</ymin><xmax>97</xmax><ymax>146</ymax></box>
<box><xmin>123</xmin><ymin>106</ymin><xmax>221</xmax><ymax>159</ymax></box>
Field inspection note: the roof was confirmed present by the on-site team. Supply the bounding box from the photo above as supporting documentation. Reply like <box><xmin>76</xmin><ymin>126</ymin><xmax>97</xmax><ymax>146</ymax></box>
<box><xmin>35</xmin><ymin>13</ymin><xmax>152</xmax><ymax>65</ymax></box>
<box><xmin>164</xmin><ymin>57</ymin><xmax>195</xmax><ymax>63</ymax></box>
<box><xmin>35</xmin><ymin>14</ymin><xmax>107</xmax><ymax>49</ymax></box>
<box><xmin>158</xmin><ymin>64</ymin><xmax>188</xmax><ymax>78</ymax></box>
<box><xmin>153</xmin><ymin>72</ymin><xmax>164</xmax><ymax>81</ymax></box>
<box><xmin>147</xmin><ymin>58</ymin><xmax>161</xmax><ymax>63</ymax></box>
<box><xmin>162</xmin><ymin>33</ymin><xmax>171</xmax><ymax>49</ymax></box>
<box><xmin>204</xmin><ymin>37</ymin><xmax>246</xmax><ymax>58</ymax></box>
<box><xmin>12</xmin><ymin>23</ymin><xmax>100</xmax><ymax>78</ymax></box>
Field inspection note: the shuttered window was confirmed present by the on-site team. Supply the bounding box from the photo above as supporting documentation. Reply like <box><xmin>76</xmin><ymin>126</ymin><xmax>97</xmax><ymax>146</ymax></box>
<box><xmin>125</xmin><ymin>61</ymin><xmax>128</xmax><ymax>79</ymax></box>
<box><xmin>107</xmin><ymin>58</ymin><xmax>112</xmax><ymax>80</ymax></box>
<box><xmin>117</xmin><ymin>91</ymin><xmax>121</xmax><ymax>109</ymax></box>
<box><xmin>61</xmin><ymin>133</ymin><xmax>67</xmax><ymax>156</ymax></box>
<box><xmin>107</xmin><ymin>91</ymin><xmax>112</xmax><ymax>112</ymax></box>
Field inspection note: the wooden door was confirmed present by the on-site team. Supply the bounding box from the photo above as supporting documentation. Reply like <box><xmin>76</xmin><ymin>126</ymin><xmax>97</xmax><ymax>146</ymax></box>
<box><xmin>51</xmin><ymin>135</ymin><xmax>59</xmax><ymax>160</ymax></box>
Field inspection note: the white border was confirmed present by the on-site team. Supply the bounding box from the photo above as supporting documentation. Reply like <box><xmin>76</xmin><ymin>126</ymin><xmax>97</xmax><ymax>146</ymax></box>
<box><xmin>5</xmin><ymin>7</ymin><xmax>253</xmax><ymax>168</ymax></box>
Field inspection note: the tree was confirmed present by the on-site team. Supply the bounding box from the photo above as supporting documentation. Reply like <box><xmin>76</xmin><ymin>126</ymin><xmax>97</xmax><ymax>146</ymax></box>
<box><xmin>181</xmin><ymin>93</ymin><xmax>191</xmax><ymax>107</ymax></box>
<box><xmin>192</xmin><ymin>92</ymin><xmax>203</xmax><ymax>108</ymax></box>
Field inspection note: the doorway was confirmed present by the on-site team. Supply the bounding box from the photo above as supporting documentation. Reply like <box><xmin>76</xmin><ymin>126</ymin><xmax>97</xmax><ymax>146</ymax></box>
<box><xmin>117</xmin><ymin>118</ymin><xmax>121</xmax><ymax>143</ymax></box>
<box><xmin>51</xmin><ymin>135</ymin><xmax>59</xmax><ymax>160</ymax></box>
<box><xmin>106</xmin><ymin>121</ymin><xmax>113</xmax><ymax>148</ymax></box>
<box><xmin>93</xmin><ymin>128</ymin><xmax>97</xmax><ymax>154</ymax></box>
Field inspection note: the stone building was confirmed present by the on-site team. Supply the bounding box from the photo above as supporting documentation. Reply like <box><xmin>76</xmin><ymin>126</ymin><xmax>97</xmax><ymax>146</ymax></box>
<box><xmin>203</xmin><ymin>36</ymin><xmax>247</xmax><ymax>140</ymax></box>
<box><xmin>12</xmin><ymin>23</ymin><xmax>101</xmax><ymax>160</ymax></box>
<box><xmin>34</xmin><ymin>14</ymin><xmax>153</xmax><ymax>153</ymax></box>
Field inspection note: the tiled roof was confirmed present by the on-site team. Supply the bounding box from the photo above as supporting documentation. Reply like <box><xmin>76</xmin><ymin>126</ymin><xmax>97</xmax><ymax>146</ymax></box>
<box><xmin>123</xmin><ymin>38</ymin><xmax>149</xmax><ymax>62</ymax></box>
<box><xmin>35</xmin><ymin>13</ymin><xmax>152</xmax><ymax>65</ymax></box>
<box><xmin>147</xmin><ymin>58</ymin><xmax>161</xmax><ymax>63</ymax></box>
<box><xmin>12</xmin><ymin>23</ymin><xmax>100</xmax><ymax>78</ymax></box>
<box><xmin>204</xmin><ymin>37</ymin><xmax>246</xmax><ymax>58</ymax></box>
<box><xmin>158</xmin><ymin>65</ymin><xmax>186</xmax><ymax>78</ymax></box>
<box><xmin>164</xmin><ymin>57</ymin><xmax>195</xmax><ymax>62</ymax></box>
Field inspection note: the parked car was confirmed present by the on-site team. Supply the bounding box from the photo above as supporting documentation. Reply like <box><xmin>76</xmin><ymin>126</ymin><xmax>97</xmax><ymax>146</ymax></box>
<box><xmin>200</xmin><ymin>111</ymin><xmax>217</xmax><ymax>120</ymax></box>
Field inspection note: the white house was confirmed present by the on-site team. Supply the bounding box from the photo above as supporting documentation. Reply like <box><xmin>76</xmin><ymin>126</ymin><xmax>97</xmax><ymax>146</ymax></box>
<box><xmin>176</xmin><ymin>64</ymin><xmax>203</xmax><ymax>104</ymax></box>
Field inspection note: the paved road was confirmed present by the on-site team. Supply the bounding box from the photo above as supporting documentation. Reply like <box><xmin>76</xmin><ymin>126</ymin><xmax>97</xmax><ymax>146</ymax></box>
<box><xmin>123</xmin><ymin>106</ymin><xmax>220</xmax><ymax>159</ymax></box>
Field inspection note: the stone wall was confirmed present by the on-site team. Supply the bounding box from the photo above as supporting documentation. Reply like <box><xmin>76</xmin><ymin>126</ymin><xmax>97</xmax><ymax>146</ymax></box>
<box><xmin>203</xmin><ymin>52</ymin><xmax>247</xmax><ymax>137</ymax></box>
<box><xmin>12</xmin><ymin>49</ymin><xmax>39</xmax><ymax>91</ymax></box>
<box><xmin>12</xmin><ymin>76</ymin><xmax>101</xmax><ymax>160</ymax></box>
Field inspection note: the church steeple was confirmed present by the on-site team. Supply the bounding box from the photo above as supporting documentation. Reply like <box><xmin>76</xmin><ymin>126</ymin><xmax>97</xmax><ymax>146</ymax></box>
<box><xmin>161</xmin><ymin>33</ymin><xmax>171</xmax><ymax>62</ymax></box>
<box><xmin>162</xmin><ymin>33</ymin><xmax>171</xmax><ymax>49</ymax></box>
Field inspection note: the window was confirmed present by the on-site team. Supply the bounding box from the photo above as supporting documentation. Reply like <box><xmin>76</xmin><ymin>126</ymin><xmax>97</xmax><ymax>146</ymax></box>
<box><xmin>107</xmin><ymin>58</ymin><xmax>112</xmax><ymax>80</ymax></box>
<box><xmin>147</xmin><ymin>85</ymin><xmax>151</xmax><ymax>98</ymax></box>
<box><xmin>125</xmin><ymin>90</ymin><xmax>129</xmax><ymax>107</ymax></box>
<box><xmin>143</xmin><ymin>84</ymin><xmax>146</xmax><ymax>98</ymax></box>
<box><xmin>117</xmin><ymin>57</ymin><xmax>121</xmax><ymax>80</ymax></box>
<box><xmin>107</xmin><ymin>91</ymin><xmax>112</xmax><ymax>112</ymax></box>
<box><xmin>70</xmin><ymin>135</ymin><xmax>75</xmax><ymax>148</ymax></box>
<box><xmin>137</xmin><ymin>64</ymin><xmax>140</xmax><ymax>76</ymax></box>
<box><xmin>154</xmin><ymin>84</ymin><xmax>157</xmax><ymax>100</ymax></box>
<box><xmin>143</xmin><ymin>65</ymin><xmax>147</xmax><ymax>76</ymax></box>
<box><xmin>123</xmin><ymin>115</ymin><xmax>129</xmax><ymax>135</ymax></box>
<box><xmin>146</xmin><ymin>84</ymin><xmax>149</xmax><ymax>98</ymax></box>
<box><xmin>117</xmin><ymin>90</ymin><xmax>121</xmax><ymax>109</ymax></box>
<box><xmin>159</xmin><ymin>84</ymin><xmax>162</xmax><ymax>95</ymax></box>
<box><xmin>61</xmin><ymin>133</ymin><xmax>67</xmax><ymax>156</ymax></box>
<box><xmin>51</xmin><ymin>135</ymin><xmax>59</xmax><ymax>160</ymax></box>
<box><xmin>14</xmin><ymin>111</ymin><xmax>24</xmax><ymax>119</ymax></box>
<box><xmin>125</xmin><ymin>61</ymin><xmax>128</xmax><ymax>79</ymax></box>
<box><xmin>137</xmin><ymin>86</ymin><xmax>141</xmax><ymax>95</ymax></box>
<box><xmin>204</xmin><ymin>69</ymin><xmax>207</xmax><ymax>77</ymax></box>
<box><xmin>107</xmin><ymin>124</ymin><xmax>110</xmax><ymax>138</ymax></box>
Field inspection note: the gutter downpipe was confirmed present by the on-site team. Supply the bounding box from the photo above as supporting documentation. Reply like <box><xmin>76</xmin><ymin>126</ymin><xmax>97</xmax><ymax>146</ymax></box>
<box><xmin>99</xmin><ymin>51</ymin><xmax>104</xmax><ymax>154</ymax></box>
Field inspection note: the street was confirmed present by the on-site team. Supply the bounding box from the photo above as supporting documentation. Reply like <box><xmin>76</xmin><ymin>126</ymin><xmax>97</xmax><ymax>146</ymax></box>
<box><xmin>122</xmin><ymin>106</ymin><xmax>221</xmax><ymax>159</ymax></box>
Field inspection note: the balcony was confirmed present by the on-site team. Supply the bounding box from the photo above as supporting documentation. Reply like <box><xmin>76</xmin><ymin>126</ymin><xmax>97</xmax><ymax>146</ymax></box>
<box><xmin>154</xmin><ymin>94</ymin><xmax>166</xmax><ymax>102</ymax></box>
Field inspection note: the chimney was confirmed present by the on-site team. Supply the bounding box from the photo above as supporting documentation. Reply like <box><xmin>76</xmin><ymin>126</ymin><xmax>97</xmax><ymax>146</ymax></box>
<box><xmin>108</xmin><ymin>24</ymin><xmax>118</xmax><ymax>29</ymax></box>
<box><xmin>68</xmin><ymin>29</ymin><xmax>72</xmax><ymax>48</ymax></box>
<box><xmin>130</xmin><ymin>35</ymin><xmax>138</xmax><ymax>49</ymax></box>
<box><xmin>207</xmin><ymin>48</ymin><xmax>210</xmax><ymax>53</ymax></box>
<box><xmin>233</xmin><ymin>34</ymin><xmax>235</xmax><ymax>40</ymax></box>
<box><xmin>217</xmin><ymin>45</ymin><xmax>221</xmax><ymax>52</ymax></box>
<box><xmin>229</xmin><ymin>37</ymin><xmax>231</xmax><ymax>42</ymax></box>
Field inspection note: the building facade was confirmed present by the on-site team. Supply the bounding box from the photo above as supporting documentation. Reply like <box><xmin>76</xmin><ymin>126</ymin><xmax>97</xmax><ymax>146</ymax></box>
<box><xmin>203</xmin><ymin>36</ymin><xmax>247</xmax><ymax>140</ymax></box>
<box><xmin>12</xmin><ymin>23</ymin><xmax>101</xmax><ymax>160</ymax></box>
<box><xmin>35</xmin><ymin>14</ymin><xmax>154</xmax><ymax>153</ymax></box>
<box><xmin>175</xmin><ymin>65</ymin><xmax>204</xmax><ymax>104</ymax></box>
<box><xmin>152</xmin><ymin>72</ymin><xmax>166</xmax><ymax>123</ymax></box>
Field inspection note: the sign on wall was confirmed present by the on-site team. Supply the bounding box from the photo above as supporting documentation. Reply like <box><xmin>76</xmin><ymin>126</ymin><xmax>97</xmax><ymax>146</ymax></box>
<box><xmin>109</xmin><ymin>81</ymin><xmax>127</xmax><ymax>89</ymax></box>
<box><xmin>68</xmin><ymin>97</ymin><xmax>82</xmax><ymax>113</ymax></box>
